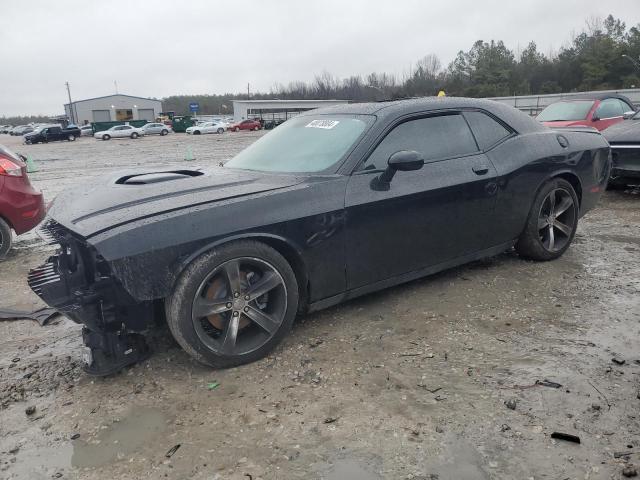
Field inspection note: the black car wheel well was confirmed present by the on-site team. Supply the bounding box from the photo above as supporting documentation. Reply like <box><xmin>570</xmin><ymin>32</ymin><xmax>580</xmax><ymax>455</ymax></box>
<box><xmin>258</xmin><ymin>236</ymin><xmax>310</xmax><ymax>313</ymax></box>
<box><xmin>553</xmin><ymin>172</ymin><xmax>582</xmax><ymax>207</ymax></box>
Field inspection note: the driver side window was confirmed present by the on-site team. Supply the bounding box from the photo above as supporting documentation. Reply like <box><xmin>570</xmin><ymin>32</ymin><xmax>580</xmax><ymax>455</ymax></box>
<box><xmin>595</xmin><ymin>99</ymin><xmax>624</xmax><ymax>119</ymax></box>
<box><xmin>359</xmin><ymin>114</ymin><xmax>478</xmax><ymax>171</ymax></box>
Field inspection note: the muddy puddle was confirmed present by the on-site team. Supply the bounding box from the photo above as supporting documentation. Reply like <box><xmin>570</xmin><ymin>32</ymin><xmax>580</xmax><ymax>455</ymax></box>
<box><xmin>71</xmin><ymin>406</ymin><xmax>167</xmax><ymax>468</ymax></box>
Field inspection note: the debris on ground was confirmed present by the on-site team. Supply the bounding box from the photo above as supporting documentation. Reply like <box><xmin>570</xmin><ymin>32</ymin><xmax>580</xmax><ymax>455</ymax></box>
<box><xmin>25</xmin><ymin>405</ymin><xmax>36</xmax><ymax>415</ymax></box>
<box><xmin>612</xmin><ymin>357</ymin><xmax>626</xmax><ymax>365</ymax></box>
<box><xmin>536</xmin><ymin>379</ymin><xmax>562</xmax><ymax>389</ymax></box>
<box><xmin>623</xmin><ymin>465</ymin><xmax>638</xmax><ymax>477</ymax></box>
<box><xmin>207</xmin><ymin>381</ymin><xmax>220</xmax><ymax>390</ymax></box>
<box><xmin>165</xmin><ymin>444</ymin><xmax>181</xmax><ymax>458</ymax></box>
<box><xmin>551</xmin><ymin>432</ymin><xmax>581</xmax><ymax>444</ymax></box>
<box><xmin>0</xmin><ymin>307</ymin><xmax>61</xmax><ymax>326</ymax></box>
<box><xmin>505</xmin><ymin>398</ymin><xmax>517</xmax><ymax>410</ymax></box>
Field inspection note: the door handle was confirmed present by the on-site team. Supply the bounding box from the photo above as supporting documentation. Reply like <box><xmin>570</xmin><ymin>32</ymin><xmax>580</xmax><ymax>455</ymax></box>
<box><xmin>472</xmin><ymin>165</ymin><xmax>489</xmax><ymax>175</ymax></box>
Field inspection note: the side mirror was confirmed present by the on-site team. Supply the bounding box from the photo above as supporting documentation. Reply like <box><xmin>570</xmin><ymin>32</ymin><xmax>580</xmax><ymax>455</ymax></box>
<box><xmin>388</xmin><ymin>150</ymin><xmax>425</xmax><ymax>171</ymax></box>
<box><xmin>623</xmin><ymin>111</ymin><xmax>636</xmax><ymax>120</ymax></box>
<box><xmin>372</xmin><ymin>150</ymin><xmax>424</xmax><ymax>190</ymax></box>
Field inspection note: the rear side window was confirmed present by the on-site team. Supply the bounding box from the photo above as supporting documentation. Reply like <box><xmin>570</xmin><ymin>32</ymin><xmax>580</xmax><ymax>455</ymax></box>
<box><xmin>464</xmin><ymin>111</ymin><xmax>512</xmax><ymax>150</ymax></box>
<box><xmin>361</xmin><ymin>114</ymin><xmax>478</xmax><ymax>171</ymax></box>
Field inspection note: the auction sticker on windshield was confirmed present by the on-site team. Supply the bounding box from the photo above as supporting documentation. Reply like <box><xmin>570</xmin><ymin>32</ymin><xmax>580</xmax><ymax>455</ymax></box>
<box><xmin>305</xmin><ymin>119</ymin><xmax>340</xmax><ymax>129</ymax></box>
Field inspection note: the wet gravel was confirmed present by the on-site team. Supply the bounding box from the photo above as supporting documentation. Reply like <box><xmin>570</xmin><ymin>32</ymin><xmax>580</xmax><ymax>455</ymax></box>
<box><xmin>0</xmin><ymin>133</ymin><xmax>639</xmax><ymax>479</ymax></box>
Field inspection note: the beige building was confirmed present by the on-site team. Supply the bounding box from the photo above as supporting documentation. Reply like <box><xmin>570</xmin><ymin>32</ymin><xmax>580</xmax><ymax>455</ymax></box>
<box><xmin>64</xmin><ymin>94</ymin><xmax>163</xmax><ymax>125</ymax></box>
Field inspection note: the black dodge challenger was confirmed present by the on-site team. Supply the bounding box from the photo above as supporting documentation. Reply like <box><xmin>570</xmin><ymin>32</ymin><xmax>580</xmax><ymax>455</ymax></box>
<box><xmin>29</xmin><ymin>97</ymin><xmax>611</xmax><ymax>375</ymax></box>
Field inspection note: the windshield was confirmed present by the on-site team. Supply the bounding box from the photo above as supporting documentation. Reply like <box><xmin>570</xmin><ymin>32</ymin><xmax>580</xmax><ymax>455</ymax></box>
<box><xmin>225</xmin><ymin>115</ymin><xmax>370</xmax><ymax>173</ymax></box>
<box><xmin>537</xmin><ymin>100</ymin><xmax>594</xmax><ymax>122</ymax></box>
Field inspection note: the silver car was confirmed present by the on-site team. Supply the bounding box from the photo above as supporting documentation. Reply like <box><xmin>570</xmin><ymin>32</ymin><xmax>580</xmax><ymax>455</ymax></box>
<box><xmin>141</xmin><ymin>123</ymin><xmax>172</xmax><ymax>136</ymax></box>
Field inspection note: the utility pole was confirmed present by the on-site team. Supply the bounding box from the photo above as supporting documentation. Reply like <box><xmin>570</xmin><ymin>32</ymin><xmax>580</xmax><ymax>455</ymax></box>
<box><xmin>247</xmin><ymin>83</ymin><xmax>250</xmax><ymax>100</ymax></box>
<box><xmin>114</xmin><ymin>80</ymin><xmax>119</xmax><ymax>94</ymax></box>
<box><xmin>65</xmin><ymin>82</ymin><xmax>75</xmax><ymax>125</ymax></box>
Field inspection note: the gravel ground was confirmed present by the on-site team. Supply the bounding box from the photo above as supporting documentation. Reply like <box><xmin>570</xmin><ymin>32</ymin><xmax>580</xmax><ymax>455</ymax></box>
<box><xmin>0</xmin><ymin>132</ymin><xmax>639</xmax><ymax>480</ymax></box>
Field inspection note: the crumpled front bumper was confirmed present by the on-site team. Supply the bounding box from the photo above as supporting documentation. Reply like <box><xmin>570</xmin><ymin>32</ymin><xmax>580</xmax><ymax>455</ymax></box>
<box><xmin>28</xmin><ymin>220</ymin><xmax>154</xmax><ymax>376</ymax></box>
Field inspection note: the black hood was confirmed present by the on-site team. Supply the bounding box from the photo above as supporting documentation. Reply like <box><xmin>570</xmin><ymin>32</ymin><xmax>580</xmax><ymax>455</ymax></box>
<box><xmin>603</xmin><ymin>120</ymin><xmax>640</xmax><ymax>143</ymax></box>
<box><xmin>48</xmin><ymin>166</ymin><xmax>305</xmax><ymax>238</ymax></box>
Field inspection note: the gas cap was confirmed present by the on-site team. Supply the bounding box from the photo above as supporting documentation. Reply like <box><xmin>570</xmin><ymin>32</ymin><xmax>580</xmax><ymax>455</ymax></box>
<box><xmin>557</xmin><ymin>134</ymin><xmax>569</xmax><ymax>148</ymax></box>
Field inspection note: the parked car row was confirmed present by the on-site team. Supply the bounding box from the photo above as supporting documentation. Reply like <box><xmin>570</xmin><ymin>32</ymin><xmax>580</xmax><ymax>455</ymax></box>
<box><xmin>93</xmin><ymin>123</ymin><xmax>173</xmax><ymax>140</ymax></box>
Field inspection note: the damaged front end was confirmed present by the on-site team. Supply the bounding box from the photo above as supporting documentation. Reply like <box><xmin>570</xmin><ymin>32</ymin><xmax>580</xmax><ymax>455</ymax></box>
<box><xmin>29</xmin><ymin>220</ymin><xmax>154</xmax><ymax>376</ymax></box>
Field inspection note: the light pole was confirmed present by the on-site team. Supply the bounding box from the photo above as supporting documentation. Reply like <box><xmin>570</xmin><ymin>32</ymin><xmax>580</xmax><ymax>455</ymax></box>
<box><xmin>622</xmin><ymin>54</ymin><xmax>640</xmax><ymax>71</ymax></box>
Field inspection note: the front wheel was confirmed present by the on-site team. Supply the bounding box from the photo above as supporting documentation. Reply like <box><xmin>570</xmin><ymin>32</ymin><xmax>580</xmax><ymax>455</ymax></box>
<box><xmin>193</xmin><ymin>130</ymin><xmax>201</xmax><ymax>135</ymax></box>
<box><xmin>253</xmin><ymin>126</ymin><xmax>259</xmax><ymax>131</ymax></box>
<box><xmin>131</xmin><ymin>132</ymin><xmax>139</xmax><ymax>139</ymax></box>
<box><xmin>67</xmin><ymin>134</ymin><xmax>76</xmax><ymax>141</ymax></box>
<box><xmin>161</xmin><ymin>129</ymin><xmax>168</xmax><ymax>136</ymax></box>
<box><xmin>515</xmin><ymin>178</ymin><xmax>579</xmax><ymax>261</ymax></box>
<box><xmin>0</xmin><ymin>217</ymin><xmax>13</xmax><ymax>260</ymax></box>
<box><xmin>217</xmin><ymin>128</ymin><xmax>224</xmax><ymax>134</ymax></box>
<box><xmin>166</xmin><ymin>240</ymin><xmax>299</xmax><ymax>368</ymax></box>
<box><xmin>102</xmin><ymin>134</ymin><xmax>111</xmax><ymax>141</ymax></box>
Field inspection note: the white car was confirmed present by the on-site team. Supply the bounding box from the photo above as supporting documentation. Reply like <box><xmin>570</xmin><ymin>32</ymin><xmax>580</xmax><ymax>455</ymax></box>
<box><xmin>186</xmin><ymin>122</ymin><xmax>226</xmax><ymax>135</ymax></box>
<box><xmin>94</xmin><ymin>125</ymin><xmax>145</xmax><ymax>140</ymax></box>
<box><xmin>141</xmin><ymin>123</ymin><xmax>172</xmax><ymax>136</ymax></box>
<box><xmin>80</xmin><ymin>125</ymin><xmax>94</xmax><ymax>136</ymax></box>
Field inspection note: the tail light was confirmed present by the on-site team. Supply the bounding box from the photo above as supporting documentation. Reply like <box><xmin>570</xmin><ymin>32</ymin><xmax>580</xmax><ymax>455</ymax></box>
<box><xmin>0</xmin><ymin>155</ymin><xmax>23</xmax><ymax>177</ymax></box>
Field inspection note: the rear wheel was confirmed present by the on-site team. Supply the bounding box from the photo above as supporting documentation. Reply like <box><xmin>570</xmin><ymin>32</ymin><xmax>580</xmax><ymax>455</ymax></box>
<box><xmin>131</xmin><ymin>132</ymin><xmax>139</xmax><ymax>139</ymax></box>
<box><xmin>102</xmin><ymin>134</ymin><xmax>111</xmax><ymax>141</ymax></box>
<box><xmin>217</xmin><ymin>128</ymin><xmax>224</xmax><ymax>134</ymax></box>
<box><xmin>194</xmin><ymin>130</ymin><xmax>201</xmax><ymax>135</ymax></box>
<box><xmin>0</xmin><ymin>218</ymin><xmax>12</xmax><ymax>260</ymax></box>
<box><xmin>67</xmin><ymin>134</ymin><xmax>76</xmax><ymax>141</ymax></box>
<box><xmin>161</xmin><ymin>129</ymin><xmax>168</xmax><ymax>136</ymax></box>
<box><xmin>253</xmin><ymin>126</ymin><xmax>259</xmax><ymax>131</ymax></box>
<box><xmin>515</xmin><ymin>178</ymin><xmax>579</xmax><ymax>261</ymax></box>
<box><xmin>166</xmin><ymin>240</ymin><xmax>299</xmax><ymax>368</ymax></box>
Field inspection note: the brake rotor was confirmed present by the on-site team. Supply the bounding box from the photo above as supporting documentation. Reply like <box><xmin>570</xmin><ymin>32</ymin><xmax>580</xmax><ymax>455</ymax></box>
<box><xmin>205</xmin><ymin>269</ymin><xmax>269</xmax><ymax>331</ymax></box>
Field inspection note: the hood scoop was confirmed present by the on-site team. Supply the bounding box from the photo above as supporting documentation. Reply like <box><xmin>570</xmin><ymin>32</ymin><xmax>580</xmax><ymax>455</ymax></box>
<box><xmin>116</xmin><ymin>170</ymin><xmax>204</xmax><ymax>185</ymax></box>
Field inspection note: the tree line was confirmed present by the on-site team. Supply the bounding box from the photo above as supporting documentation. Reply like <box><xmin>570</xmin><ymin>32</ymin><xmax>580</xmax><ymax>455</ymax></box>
<box><xmin>2</xmin><ymin>14</ymin><xmax>639</xmax><ymax>123</ymax></box>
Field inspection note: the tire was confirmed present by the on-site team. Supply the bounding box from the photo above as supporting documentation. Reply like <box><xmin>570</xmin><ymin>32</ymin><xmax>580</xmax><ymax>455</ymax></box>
<box><xmin>131</xmin><ymin>132</ymin><xmax>139</xmax><ymax>139</ymax></box>
<box><xmin>102</xmin><ymin>134</ymin><xmax>111</xmax><ymax>141</ymax></box>
<box><xmin>253</xmin><ymin>126</ymin><xmax>259</xmax><ymax>131</ymax></box>
<box><xmin>233</xmin><ymin>127</ymin><xmax>239</xmax><ymax>132</ymax></box>
<box><xmin>194</xmin><ymin>130</ymin><xmax>201</xmax><ymax>135</ymax></box>
<box><xmin>217</xmin><ymin>128</ymin><xmax>224</xmax><ymax>134</ymax></box>
<box><xmin>515</xmin><ymin>178</ymin><xmax>579</xmax><ymax>261</ymax></box>
<box><xmin>0</xmin><ymin>217</ymin><xmax>12</xmax><ymax>260</ymax></box>
<box><xmin>67</xmin><ymin>134</ymin><xmax>76</xmax><ymax>141</ymax></box>
<box><xmin>161</xmin><ymin>129</ymin><xmax>168</xmax><ymax>136</ymax></box>
<box><xmin>166</xmin><ymin>240</ymin><xmax>299</xmax><ymax>368</ymax></box>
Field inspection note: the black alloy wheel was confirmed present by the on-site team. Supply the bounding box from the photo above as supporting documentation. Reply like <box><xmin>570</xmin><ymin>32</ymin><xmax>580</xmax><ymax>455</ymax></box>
<box><xmin>537</xmin><ymin>188</ymin><xmax>576</xmax><ymax>253</ymax></box>
<box><xmin>515</xmin><ymin>178</ymin><xmax>579</xmax><ymax>261</ymax></box>
<box><xmin>166</xmin><ymin>241</ymin><xmax>298</xmax><ymax>368</ymax></box>
<box><xmin>191</xmin><ymin>257</ymin><xmax>287</xmax><ymax>356</ymax></box>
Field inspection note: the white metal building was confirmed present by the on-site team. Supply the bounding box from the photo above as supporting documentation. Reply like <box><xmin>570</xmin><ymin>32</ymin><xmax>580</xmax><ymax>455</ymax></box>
<box><xmin>232</xmin><ymin>99</ymin><xmax>349</xmax><ymax>121</ymax></box>
<box><xmin>64</xmin><ymin>94</ymin><xmax>163</xmax><ymax>125</ymax></box>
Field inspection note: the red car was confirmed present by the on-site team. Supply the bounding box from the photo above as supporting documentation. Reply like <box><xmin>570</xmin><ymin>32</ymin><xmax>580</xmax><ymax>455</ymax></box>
<box><xmin>537</xmin><ymin>94</ymin><xmax>635</xmax><ymax>131</ymax></box>
<box><xmin>0</xmin><ymin>144</ymin><xmax>46</xmax><ymax>259</ymax></box>
<box><xmin>228</xmin><ymin>119</ymin><xmax>261</xmax><ymax>132</ymax></box>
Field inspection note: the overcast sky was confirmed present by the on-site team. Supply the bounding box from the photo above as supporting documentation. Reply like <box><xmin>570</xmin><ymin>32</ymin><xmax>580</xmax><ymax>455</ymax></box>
<box><xmin>1</xmin><ymin>0</ymin><xmax>639</xmax><ymax>116</ymax></box>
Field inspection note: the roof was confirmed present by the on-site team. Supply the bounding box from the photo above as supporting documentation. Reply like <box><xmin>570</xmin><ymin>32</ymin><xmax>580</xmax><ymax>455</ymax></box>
<box><xmin>304</xmin><ymin>96</ymin><xmax>546</xmax><ymax>134</ymax></box>
<box><xmin>549</xmin><ymin>93</ymin><xmax>633</xmax><ymax>104</ymax></box>
<box><xmin>64</xmin><ymin>93</ymin><xmax>162</xmax><ymax>107</ymax></box>
<box><xmin>232</xmin><ymin>99</ymin><xmax>348</xmax><ymax>104</ymax></box>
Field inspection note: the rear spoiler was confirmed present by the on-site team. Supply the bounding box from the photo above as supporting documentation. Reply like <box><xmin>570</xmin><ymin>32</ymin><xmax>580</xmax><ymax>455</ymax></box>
<box><xmin>549</xmin><ymin>126</ymin><xmax>601</xmax><ymax>135</ymax></box>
